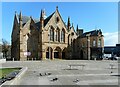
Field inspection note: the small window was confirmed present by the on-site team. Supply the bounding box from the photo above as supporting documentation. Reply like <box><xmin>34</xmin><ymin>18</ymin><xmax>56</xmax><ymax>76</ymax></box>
<box><xmin>71</xmin><ymin>32</ymin><xmax>74</xmax><ymax>36</ymax></box>
<box><xmin>98</xmin><ymin>39</ymin><xmax>101</xmax><ymax>47</ymax></box>
<box><xmin>93</xmin><ymin>39</ymin><xmax>96</xmax><ymax>46</ymax></box>
<box><xmin>56</xmin><ymin>17</ymin><xmax>59</xmax><ymax>23</ymax></box>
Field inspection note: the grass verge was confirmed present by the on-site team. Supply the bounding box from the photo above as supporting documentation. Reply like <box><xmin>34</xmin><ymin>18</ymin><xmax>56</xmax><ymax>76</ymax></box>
<box><xmin>0</xmin><ymin>68</ymin><xmax>21</xmax><ymax>78</ymax></box>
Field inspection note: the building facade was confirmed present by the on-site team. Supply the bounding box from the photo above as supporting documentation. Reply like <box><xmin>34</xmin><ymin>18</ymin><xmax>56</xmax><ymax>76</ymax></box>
<box><xmin>76</xmin><ymin>29</ymin><xmax>104</xmax><ymax>60</ymax></box>
<box><xmin>11</xmin><ymin>7</ymin><xmax>104</xmax><ymax>61</ymax></box>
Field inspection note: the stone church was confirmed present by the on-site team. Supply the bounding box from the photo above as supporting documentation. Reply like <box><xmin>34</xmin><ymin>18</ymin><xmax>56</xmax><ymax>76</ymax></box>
<box><xmin>11</xmin><ymin>6</ymin><xmax>104</xmax><ymax>61</ymax></box>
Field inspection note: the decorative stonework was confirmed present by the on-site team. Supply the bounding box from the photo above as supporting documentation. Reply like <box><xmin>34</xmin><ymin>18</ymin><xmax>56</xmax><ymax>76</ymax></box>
<box><xmin>11</xmin><ymin>7</ymin><xmax>104</xmax><ymax>61</ymax></box>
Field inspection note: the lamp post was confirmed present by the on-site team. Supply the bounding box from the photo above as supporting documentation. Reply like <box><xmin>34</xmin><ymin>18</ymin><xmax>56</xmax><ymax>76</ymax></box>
<box><xmin>49</xmin><ymin>26</ymin><xmax>51</xmax><ymax>60</ymax></box>
<box><xmin>86</xmin><ymin>34</ymin><xmax>91</xmax><ymax>60</ymax></box>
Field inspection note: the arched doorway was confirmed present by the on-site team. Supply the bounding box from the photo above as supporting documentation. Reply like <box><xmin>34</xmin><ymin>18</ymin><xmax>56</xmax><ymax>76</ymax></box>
<box><xmin>54</xmin><ymin>47</ymin><xmax>62</xmax><ymax>59</ymax></box>
<box><xmin>46</xmin><ymin>47</ymin><xmax>53</xmax><ymax>59</ymax></box>
<box><xmin>80</xmin><ymin>50</ymin><xmax>83</xmax><ymax>60</ymax></box>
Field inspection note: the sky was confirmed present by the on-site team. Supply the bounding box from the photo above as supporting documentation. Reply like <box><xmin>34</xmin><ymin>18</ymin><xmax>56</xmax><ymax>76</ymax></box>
<box><xmin>1</xmin><ymin>2</ymin><xmax>118</xmax><ymax>46</ymax></box>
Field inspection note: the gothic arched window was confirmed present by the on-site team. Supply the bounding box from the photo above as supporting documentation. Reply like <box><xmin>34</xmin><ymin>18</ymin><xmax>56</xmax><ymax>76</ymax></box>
<box><xmin>68</xmin><ymin>34</ymin><xmax>70</xmax><ymax>45</ymax></box>
<box><xmin>56</xmin><ymin>28</ymin><xmax>60</xmax><ymax>42</ymax></box>
<box><xmin>50</xmin><ymin>27</ymin><xmax>54</xmax><ymax>41</ymax></box>
<box><xmin>61</xmin><ymin>29</ymin><xmax>65</xmax><ymax>42</ymax></box>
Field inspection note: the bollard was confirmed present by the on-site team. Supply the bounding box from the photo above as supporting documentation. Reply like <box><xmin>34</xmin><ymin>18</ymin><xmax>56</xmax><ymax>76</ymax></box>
<box><xmin>13</xmin><ymin>57</ymin><xmax>14</xmax><ymax>61</ymax></box>
<box><xmin>94</xmin><ymin>58</ymin><xmax>96</xmax><ymax>61</ymax></box>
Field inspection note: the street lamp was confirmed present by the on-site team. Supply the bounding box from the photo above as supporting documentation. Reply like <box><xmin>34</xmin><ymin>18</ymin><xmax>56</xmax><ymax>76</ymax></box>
<box><xmin>48</xmin><ymin>26</ymin><xmax>51</xmax><ymax>60</ymax></box>
<box><xmin>86</xmin><ymin>34</ymin><xmax>91</xmax><ymax>60</ymax></box>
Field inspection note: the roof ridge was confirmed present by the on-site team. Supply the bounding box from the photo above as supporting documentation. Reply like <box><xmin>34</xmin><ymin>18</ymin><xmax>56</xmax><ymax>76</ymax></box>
<box><xmin>83</xmin><ymin>30</ymin><xmax>96</xmax><ymax>34</ymax></box>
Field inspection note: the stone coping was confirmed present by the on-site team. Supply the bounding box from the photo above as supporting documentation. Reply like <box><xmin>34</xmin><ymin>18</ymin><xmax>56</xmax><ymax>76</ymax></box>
<box><xmin>1</xmin><ymin>67</ymin><xmax>28</xmax><ymax>86</ymax></box>
<box><xmin>0</xmin><ymin>59</ymin><xmax>6</xmax><ymax>64</ymax></box>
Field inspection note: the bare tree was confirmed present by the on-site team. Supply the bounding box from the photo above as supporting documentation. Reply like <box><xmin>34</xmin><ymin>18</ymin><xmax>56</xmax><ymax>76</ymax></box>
<box><xmin>2</xmin><ymin>39</ymin><xmax>10</xmax><ymax>58</ymax></box>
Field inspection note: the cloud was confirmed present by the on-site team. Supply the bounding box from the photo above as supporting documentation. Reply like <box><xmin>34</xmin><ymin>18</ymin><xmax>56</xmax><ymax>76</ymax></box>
<box><xmin>103</xmin><ymin>32</ymin><xmax>118</xmax><ymax>46</ymax></box>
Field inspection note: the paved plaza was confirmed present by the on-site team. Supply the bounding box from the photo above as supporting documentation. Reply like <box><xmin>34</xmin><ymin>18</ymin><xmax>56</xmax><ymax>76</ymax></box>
<box><xmin>1</xmin><ymin>60</ymin><xmax>119</xmax><ymax>85</ymax></box>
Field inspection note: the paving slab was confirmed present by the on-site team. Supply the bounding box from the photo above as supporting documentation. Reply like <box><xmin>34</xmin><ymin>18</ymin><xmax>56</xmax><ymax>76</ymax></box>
<box><xmin>1</xmin><ymin>60</ymin><xmax>118</xmax><ymax>85</ymax></box>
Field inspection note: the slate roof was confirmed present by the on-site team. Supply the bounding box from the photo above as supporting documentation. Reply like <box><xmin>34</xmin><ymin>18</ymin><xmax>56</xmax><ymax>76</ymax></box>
<box><xmin>16</xmin><ymin>7</ymin><xmax>68</xmax><ymax>31</ymax></box>
<box><xmin>33</xmin><ymin>18</ymin><xmax>39</xmax><ymax>23</ymax></box>
<box><xmin>17</xmin><ymin>15</ymin><xmax>39</xmax><ymax>25</ymax></box>
<box><xmin>44</xmin><ymin>12</ymin><xmax>55</xmax><ymax>27</ymax></box>
<box><xmin>22</xmin><ymin>16</ymin><xmax>30</xmax><ymax>24</ymax></box>
<box><xmin>35</xmin><ymin>22</ymin><xmax>40</xmax><ymax>29</ymax></box>
<box><xmin>80</xmin><ymin>29</ymin><xmax>103</xmax><ymax>38</ymax></box>
<box><xmin>17</xmin><ymin>11</ymin><xmax>54</xmax><ymax>29</ymax></box>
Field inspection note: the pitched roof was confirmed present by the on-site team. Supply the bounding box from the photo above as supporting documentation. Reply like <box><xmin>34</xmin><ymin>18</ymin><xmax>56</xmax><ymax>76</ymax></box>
<box><xmin>44</xmin><ymin>12</ymin><xmax>55</xmax><ymax>27</ymax></box>
<box><xmin>35</xmin><ymin>22</ymin><xmax>40</xmax><ymax>29</ymax></box>
<box><xmin>22</xmin><ymin>16</ymin><xmax>30</xmax><ymax>24</ymax></box>
<box><xmin>80</xmin><ymin>29</ymin><xmax>103</xmax><ymax>38</ymax></box>
<box><xmin>17</xmin><ymin>9</ymin><xmax>68</xmax><ymax>31</ymax></box>
<box><xmin>33</xmin><ymin>18</ymin><xmax>39</xmax><ymax>23</ymax></box>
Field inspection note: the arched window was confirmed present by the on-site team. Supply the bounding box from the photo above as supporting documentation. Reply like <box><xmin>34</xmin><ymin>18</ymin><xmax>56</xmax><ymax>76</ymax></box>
<box><xmin>50</xmin><ymin>27</ymin><xmax>54</xmax><ymax>41</ymax></box>
<box><xmin>93</xmin><ymin>39</ymin><xmax>96</xmax><ymax>46</ymax></box>
<box><xmin>71</xmin><ymin>39</ymin><xmax>72</xmax><ymax>45</ymax></box>
<box><xmin>61</xmin><ymin>29</ymin><xmax>65</xmax><ymax>42</ymax></box>
<box><xmin>98</xmin><ymin>39</ymin><xmax>101</xmax><ymax>47</ymax></box>
<box><xmin>68</xmin><ymin>34</ymin><xmax>70</xmax><ymax>45</ymax></box>
<box><xmin>56</xmin><ymin>28</ymin><xmax>60</xmax><ymax>42</ymax></box>
<box><xmin>56</xmin><ymin>17</ymin><xmax>59</xmax><ymax>23</ymax></box>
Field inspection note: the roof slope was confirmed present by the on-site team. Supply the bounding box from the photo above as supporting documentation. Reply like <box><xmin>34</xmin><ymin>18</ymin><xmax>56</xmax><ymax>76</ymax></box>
<box><xmin>44</xmin><ymin>12</ymin><xmax>55</xmax><ymax>27</ymax></box>
<box><xmin>80</xmin><ymin>29</ymin><xmax>103</xmax><ymax>38</ymax></box>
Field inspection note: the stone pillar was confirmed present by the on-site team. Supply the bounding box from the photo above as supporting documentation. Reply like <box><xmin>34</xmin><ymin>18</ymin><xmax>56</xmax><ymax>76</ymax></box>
<box><xmin>42</xmin><ymin>52</ymin><xmax>46</xmax><ymax>60</ymax></box>
<box><xmin>20</xmin><ymin>52</ymin><xmax>27</xmax><ymax>61</ymax></box>
<box><xmin>86</xmin><ymin>34</ymin><xmax>91</xmax><ymax>60</ymax></box>
<box><xmin>38</xmin><ymin>52</ymin><xmax>41</xmax><ymax>60</ymax></box>
<box><xmin>52</xmin><ymin>51</ymin><xmax>54</xmax><ymax>60</ymax></box>
<box><xmin>87</xmin><ymin>38</ymin><xmax>90</xmax><ymax>60</ymax></box>
<box><xmin>59</xmin><ymin>52</ymin><xmax>62</xmax><ymax>59</ymax></box>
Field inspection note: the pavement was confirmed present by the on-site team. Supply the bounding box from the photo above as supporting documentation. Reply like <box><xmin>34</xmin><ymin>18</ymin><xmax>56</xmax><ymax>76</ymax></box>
<box><xmin>0</xmin><ymin>60</ymin><xmax>119</xmax><ymax>85</ymax></box>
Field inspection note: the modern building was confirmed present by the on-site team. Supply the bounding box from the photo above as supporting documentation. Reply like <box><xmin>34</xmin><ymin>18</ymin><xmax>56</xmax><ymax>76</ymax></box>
<box><xmin>104</xmin><ymin>44</ymin><xmax>120</xmax><ymax>57</ymax></box>
<box><xmin>11</xmin><ymin>6</ymin><xmax>104</xmax><ymax>61</ymax></box>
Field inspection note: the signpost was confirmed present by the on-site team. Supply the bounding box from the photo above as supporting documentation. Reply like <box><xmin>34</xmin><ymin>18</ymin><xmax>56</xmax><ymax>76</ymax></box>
<box><xmin>24</xmin><ymin>52</ymin><xmax>31</xmax><ymax>60</ymax></box>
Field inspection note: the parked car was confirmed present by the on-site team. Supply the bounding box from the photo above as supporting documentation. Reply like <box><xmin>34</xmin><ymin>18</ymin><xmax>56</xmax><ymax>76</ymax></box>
<box><xmin>108</xmin><ymin>57</ymin><xmax>117</xmax><ymax>60</ymax></box>
<box><xmin>115</xmin><ymin>57</ymin><xmax>120</xmax><ymax>60</ymax></box>
<box><xmin>103</xmin><ymin>56</ymin><xmax>109</xmax><ymax>60</ymax></box>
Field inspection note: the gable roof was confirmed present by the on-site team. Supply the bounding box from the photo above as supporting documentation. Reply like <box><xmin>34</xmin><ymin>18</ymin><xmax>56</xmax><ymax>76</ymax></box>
<box><xmin>44</xmin><ymin>12</ymin><xmax>55</xmax><ymax>27</ymax></box>
<box><xmin>16</xmin><ymin>8</ymin><xmax>70</xmax><ymax>31</ymax></box>
<box><xmin>17</xmin><ymin>15</ymin><xmax>39</xmax><ymax>25</ymax></box>
<box><xmin>56</xmin><ymin>10</ymin><xmax>67</xmax><ymax>30</ymax></box>
<box><xmin>44</xmin><ymin>9</ymin><xmax>67</xmax><ymax>29</ymax></box>
<box><xmin>80</xmin><ymin>29</ymin><xmax>103</xmax><ymax>38</ymax></box>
